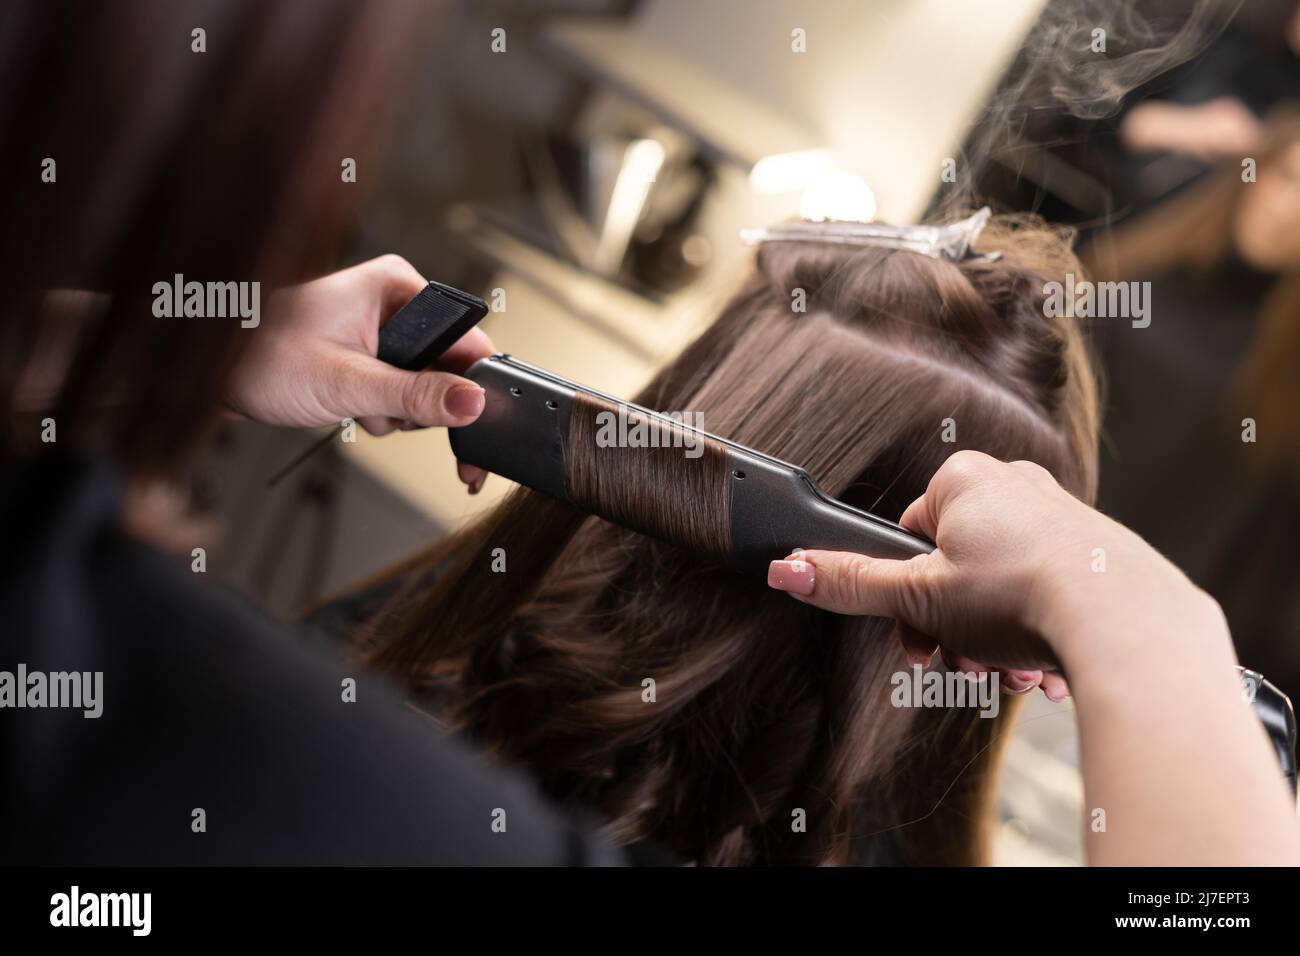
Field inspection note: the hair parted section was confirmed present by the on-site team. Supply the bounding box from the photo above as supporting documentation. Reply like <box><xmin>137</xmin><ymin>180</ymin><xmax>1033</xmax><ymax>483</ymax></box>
<box><xmin>362</xmin><ymin>211</ymin><xmax>1100</xmax><ymax>866</ymax></box>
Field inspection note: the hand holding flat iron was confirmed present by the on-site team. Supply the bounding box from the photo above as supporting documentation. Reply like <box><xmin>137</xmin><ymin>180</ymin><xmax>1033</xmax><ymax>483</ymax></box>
<box><xmin>767</xmin><ymin>449</ymin><xmax>1230</xmax><ymax>701</ymax></box>
<box><xmin>224</xmin><ymin>255</ymin><xmax>494</xmax><ymax>492</ymax></box>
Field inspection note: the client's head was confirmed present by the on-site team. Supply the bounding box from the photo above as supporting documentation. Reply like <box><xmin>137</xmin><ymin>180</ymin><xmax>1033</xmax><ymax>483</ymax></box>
<box><xmin>365</xmin><ymin>213</ymin><xmax>1099</xmax><ymax>865</ymax></box>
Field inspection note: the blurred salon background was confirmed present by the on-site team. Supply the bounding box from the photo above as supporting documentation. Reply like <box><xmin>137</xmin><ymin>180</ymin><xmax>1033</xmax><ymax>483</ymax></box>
<box><xmin>195</xmin><ymin>0</ymin><xmax>1300</xmax><ymax>864</ymax></box>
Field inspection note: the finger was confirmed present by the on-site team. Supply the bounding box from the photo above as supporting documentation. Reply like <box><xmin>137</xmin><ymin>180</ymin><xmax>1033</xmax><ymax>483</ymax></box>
<box><xmin>1001</xmin><ymin>669</ymin><xmax>1043</xmax><ymax>695</ymax></box>
<box><xmin>1007</xmin><ymin>459</ymin><xmax>1056</xmax><ymax>487</ymax></box>
<box><xmin>949</xmin><ymin>653</ymin><xmax>990</xmax><ymax>681</ymax></box>
<box><xmin>898</xmin><ymin>449</ymin><xmax>1000</xmax><ymax>540</ymax></box>
<box><xmin>897</xmin><ymin>493</ymin><xmax>936</xmax><ymax>539</ymax></box>
<box><xmin>358</xmin><ymin>414</ymin><xmax>400</xmax><ymax>436</ymax></box>
<box><xmin>767</xmin><ymin>548</ymin><xmax>938</xmax><ymax>622</ymax></box>
<box><xmin>897</xmin><ymin>623</ymin><xmax>938</xmax><ymax>668</ymax></box>
<box><xmin>458</xmin><ymin>460</ymin><xmax>487</xmax><ymax>494</ymax></box>
<box><xmin>337</xmin><ymin>359</ymin><xmax>486</xmax><ymax>428</ymax></box>
<box><xmin>940</xmin><ymin>646</ymin><xmax>960</xmax><ymax>673</ymax></box>
<box><xmin>371</xmin><ymin>255</ymin><xmax>428</xmax><ymax>318</ymax></box>
<box><xmin>925</xmin><ymin>449</ymin><xmax>1002</xmax><ymax>516</ymax></box>
<box><xmin>434</xmin><ymin>326</ymin><xmax>496</xmax><ymax>374</ymax></box>
<box><xmin>1040</xmin><ymin>672</ymin><xmax>1071</xmax><ymax>702</ymax></box>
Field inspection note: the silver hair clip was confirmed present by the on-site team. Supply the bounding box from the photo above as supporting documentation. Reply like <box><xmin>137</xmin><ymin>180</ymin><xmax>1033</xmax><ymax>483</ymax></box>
<box><xmin>739</xmin><ymin>206</ymin><xmax>1000</xmax><ymax>262</ymax></box>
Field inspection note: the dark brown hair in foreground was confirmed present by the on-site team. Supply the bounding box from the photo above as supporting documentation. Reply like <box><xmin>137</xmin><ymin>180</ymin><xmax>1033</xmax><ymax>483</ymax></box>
<box><xmin>365</xmin><ymin>214</ymin><xmax>1100</xmax><ymax>865</ymax></box>
<box><xmin>0</xmin><ymin>0</ymin><xmax>421</xmax><ymax>479</ymax></box>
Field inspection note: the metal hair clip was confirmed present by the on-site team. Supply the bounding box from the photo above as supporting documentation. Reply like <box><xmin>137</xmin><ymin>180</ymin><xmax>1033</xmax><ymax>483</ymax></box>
<box><xmin>739</xmin><ymin>206</ymin><xmax>1000</xmax><ymax>262</ymax></box>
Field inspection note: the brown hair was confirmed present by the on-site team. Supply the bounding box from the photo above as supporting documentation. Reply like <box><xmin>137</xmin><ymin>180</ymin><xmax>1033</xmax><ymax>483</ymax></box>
<box><xmin>0</xmin><ymin>0</ymin><xmax>423</xmax><ymax>479</ymax></box>
<box><xmin>365</xmin><ymin>214</ymin><xmax>1100</xmax><ymax>865</ymax></box>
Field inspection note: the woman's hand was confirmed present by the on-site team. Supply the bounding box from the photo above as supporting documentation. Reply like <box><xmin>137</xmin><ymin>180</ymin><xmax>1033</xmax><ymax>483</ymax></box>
<box><xmin>224</xmin><ymin>255</ymin><xmax>494</xmax><ymax>491</ymax></box>
<box><xmin>1120</xmin><ymin>96</ymin><xmax>1261</xmax><ymax>161</ymax></box>
<box><xmin>766</xmin><ymin>450</ymin><xmax>1229</xmax><ymax>696</ymax></box>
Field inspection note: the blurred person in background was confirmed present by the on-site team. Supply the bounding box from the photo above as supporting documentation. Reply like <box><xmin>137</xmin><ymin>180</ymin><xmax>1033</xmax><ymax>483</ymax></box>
<box><xmin>1084</xmin><ymin>110</ymin><xmax>1300</xmax><ymax>703</ymax></box>
<box><xmin>1118</xmin><ymin>0</ymin><xmax>1300</xmax><ymax>162</ymax></box>
<box><xmin>1118</xmin><ymin>1</ymin><xmax>1299</xmax><ymax>175</ymax></box>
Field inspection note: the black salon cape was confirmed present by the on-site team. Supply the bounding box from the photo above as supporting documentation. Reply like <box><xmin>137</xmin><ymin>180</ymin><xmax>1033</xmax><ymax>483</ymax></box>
<box><xmin>0</xmin><ymin>449</ymin><xmax>622</xmax><ymax>865</ymax></box>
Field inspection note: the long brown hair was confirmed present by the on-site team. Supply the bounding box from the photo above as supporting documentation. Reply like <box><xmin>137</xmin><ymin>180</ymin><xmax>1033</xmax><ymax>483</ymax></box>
<box><xmin>365</xmin><ymin>214</ymin><xmax>1100</xmax><ymax>865</ymax></box>
<box><xmin>0</xmin><ymin>0</ymin><xmax>424</xmax><ymax>479</ymax></box>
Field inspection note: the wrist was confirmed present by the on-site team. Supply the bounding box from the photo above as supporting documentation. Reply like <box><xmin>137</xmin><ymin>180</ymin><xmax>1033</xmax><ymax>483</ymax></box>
<box><xmin>1029</xmin><ymin>554</ymin><xmax>1234</xmax><ymax>679</ymax></box>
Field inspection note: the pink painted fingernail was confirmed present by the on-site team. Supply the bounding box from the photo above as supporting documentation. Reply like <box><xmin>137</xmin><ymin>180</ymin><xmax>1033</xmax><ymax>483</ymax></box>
<box><xmin>768</xmin><ymin>559</ymin><xmax>815</xmax><ymax>596</ymax></box>
<box><xmin>1003</xmin><ymin>670</ymin><xmax>1040</xmax><ymax>694</ymax></box>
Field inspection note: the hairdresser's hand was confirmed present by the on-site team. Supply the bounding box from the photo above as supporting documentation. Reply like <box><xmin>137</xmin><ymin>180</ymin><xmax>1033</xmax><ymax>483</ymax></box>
<box><xmin>767</xmin><ymin>450</ymin><xmax>1229</xmax><ymax>696</ymax></box>
<box><xmin>1120</xmin><ymin>97</ymin><xmax>1261</xmax><ymax>162</ymax></box>
<box><xmin>225</xmin><ymin>255</ymin><xmax>493</xmax><ymax>492</ymax></box>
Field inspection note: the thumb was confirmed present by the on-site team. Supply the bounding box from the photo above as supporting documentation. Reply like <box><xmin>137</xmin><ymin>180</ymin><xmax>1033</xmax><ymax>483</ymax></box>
<box><xmin>338</xmin><ymin>358</ymin><xmax>486</xmax><ymax>427</ymax></box>
<box><xmin>767</xmin><ymin>548</ymin><xmax>941</xmax><ymax>625</ymax></box>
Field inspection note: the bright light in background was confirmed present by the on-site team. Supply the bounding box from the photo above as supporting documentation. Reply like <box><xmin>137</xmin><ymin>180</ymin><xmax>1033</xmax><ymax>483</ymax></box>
<box><xmin>592</xmin><ymin>138</ymin><xmax>666</xmax><ymax>275</ymax></box>
<box><xmin>623</xmin><ymin>136</ymin><xmax>667</xmax><ymax>183</ymax></box>
<box><xmin>749</xmin><ymin>148</ymin><xmax>834</xmax><ymax>194</ymax></box>
<box><xmin>799</xmin><ymin>169</ymin><xmax>877</xmax><ymax>222</ymax></box>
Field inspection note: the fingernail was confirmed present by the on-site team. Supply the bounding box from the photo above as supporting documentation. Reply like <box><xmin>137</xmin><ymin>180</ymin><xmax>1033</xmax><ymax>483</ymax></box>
<box><xmin>445</xmin><ymin>384</ymin><xmax>485</xmax><ymax>420</ymax></box>
<box><xmin>905</xmin><ymin>650</ymin><xmax>933</xmax><ymax>669</ymax></box>
<box><xmin>1003</xmin><ymin>670</ymin><xmax>1040</xmax><ymax>694</ymax></box>
<box><xmin>768</xmin><ymin>559</ymin><xmax>815</xmax><ymax>596</ymax></box>
<box><xmin>1043</xmin><ymin>686</ymin><xmax>1071</xmax><ymax>703</ymax></box>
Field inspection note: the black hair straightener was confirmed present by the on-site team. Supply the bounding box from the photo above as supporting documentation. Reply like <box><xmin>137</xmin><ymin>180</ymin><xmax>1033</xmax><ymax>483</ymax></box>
<box><xmin>448</xmin><ymin>354</ymin><xmax>935</xmax><ymax>577</ymax></box>
<box><xmin>374</xmin><ymin>280</ymin><xmax>490</xmax><ymax>370</ymax></box>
